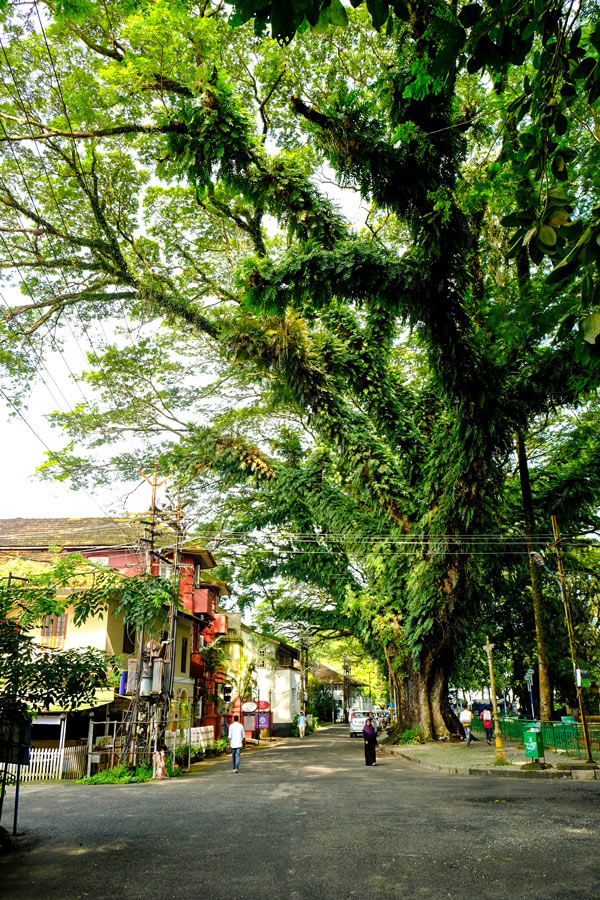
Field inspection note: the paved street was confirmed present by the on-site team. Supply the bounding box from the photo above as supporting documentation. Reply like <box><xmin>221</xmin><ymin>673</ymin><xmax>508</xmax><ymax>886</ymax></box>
<box><xmin>1</xmin><ymin>725</ymin><xmax>599</xmax><ymax>900</ymax></box>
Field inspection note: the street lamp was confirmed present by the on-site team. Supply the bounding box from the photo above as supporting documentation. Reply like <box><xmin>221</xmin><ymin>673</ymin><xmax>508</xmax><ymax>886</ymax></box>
<box><xmin>343</xmin><ymin>657</ymin><xmax>352</xmax><ymax>724</ymax></box>
<box><xmin>483</xmin><ymin>636</ymin><xmax>506</xmax><ymax>762</ymax></box>
<box><xmin>530</xmin><ymin>546</ymin><xmax>595</xmax><ymax>765</ymax></box>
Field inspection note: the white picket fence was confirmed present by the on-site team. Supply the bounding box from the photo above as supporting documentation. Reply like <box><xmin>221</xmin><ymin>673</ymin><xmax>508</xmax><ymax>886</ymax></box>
<box><xmin>164</xmin><ymin>726</ymin><xmax>214</xmax><ymax>750</ymax></box>
<box><xmin>5</xmin><ymin>745</ymin><xmax>88</xmax><ymax>782</ymax></box>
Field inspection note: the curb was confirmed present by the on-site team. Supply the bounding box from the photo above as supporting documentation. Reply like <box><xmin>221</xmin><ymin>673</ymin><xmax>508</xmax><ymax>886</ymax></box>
<box><xmin>387</xmin><ymin>746</ymin><xmax>600</xmax><ymax>780</ymax></box>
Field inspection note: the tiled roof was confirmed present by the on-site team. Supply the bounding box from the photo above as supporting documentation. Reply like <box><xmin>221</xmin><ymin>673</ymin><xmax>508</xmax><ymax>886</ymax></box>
<box><xmin>312</xmin><ymin>663</ymin><xmax>364</xmax><ymax>686</ymax></box>
<box><xmin>0</xmin><ymin>518</ymin><xmax>215</xmax><ymax>567</ymax></box>
<box><xmin>313</xmin><ymin>664</ymin><xmax>343</xmax><ymax>684</ymax></box>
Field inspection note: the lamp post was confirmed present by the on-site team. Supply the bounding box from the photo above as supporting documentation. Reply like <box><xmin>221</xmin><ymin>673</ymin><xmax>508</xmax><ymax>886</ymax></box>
<box><xmin>483</xmin><ymin>636</ymin><xmax>506</xmax><ymax>762</ymax></box>
<box><xmin>530</xmin><ymin>529</ymin><xmax>595</xmax><ymax>765</ymax></box>
<box><xmin>299</xmin><ymin>631</ymin><xmax>310</xmax><ymax>711</ymax></box>
<box><xmin>343</xmin><ymin>657</ymin><xmax>351</xmax><ymax>724</ymax></box>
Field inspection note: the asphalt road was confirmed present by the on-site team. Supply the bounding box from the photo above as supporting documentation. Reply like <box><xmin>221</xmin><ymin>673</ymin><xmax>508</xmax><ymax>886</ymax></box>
<box><xmin>1</xmin><ymin>724</ymin><xmax>599</xmax><ymax>900</ymax></box>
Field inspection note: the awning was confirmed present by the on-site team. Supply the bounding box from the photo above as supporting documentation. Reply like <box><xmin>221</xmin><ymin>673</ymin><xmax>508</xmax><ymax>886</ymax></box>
<box><xmin>34</xmin><ymin>688</ymin><xmax>115</xmax><ymax>714</ymax></box>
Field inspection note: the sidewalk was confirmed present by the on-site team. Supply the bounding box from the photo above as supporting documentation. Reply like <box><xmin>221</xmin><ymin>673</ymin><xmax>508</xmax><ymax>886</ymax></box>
<box><xmin>382</xmin><ymin>735</ymin><xmax>600</xmax><ymax>779</ymax></box>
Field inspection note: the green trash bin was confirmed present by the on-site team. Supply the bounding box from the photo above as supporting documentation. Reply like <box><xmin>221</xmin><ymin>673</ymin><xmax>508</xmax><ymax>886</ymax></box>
<box><xmin>524</xmin><ymin>724</ymin><xmax>544</xmax><ymax>759</ymax></box>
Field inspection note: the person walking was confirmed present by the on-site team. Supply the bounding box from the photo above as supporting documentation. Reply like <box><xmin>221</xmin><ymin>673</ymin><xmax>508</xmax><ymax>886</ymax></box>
<box><xmin>459</xmin><ymin>704</ymin><xmax>472</xmax><ymax>745</ymax></box>
<box><xmin>228</xmin><ymin>714</ymin><xmax>246</xmax><ymax>773</ymax></box>
<box><xmin>297</xmin><ymin>710</ymin><xmax>307</xmax><ymax>739</ymax></box>
<box><xmin>482</xmin><ymin>706</ymin><xmax>493</xmax><ymax>745</ymax></box>
<box><xmin>363</xmin><ymin>714</ymin><xmax>377</xmax><ymax>766</ymax></box>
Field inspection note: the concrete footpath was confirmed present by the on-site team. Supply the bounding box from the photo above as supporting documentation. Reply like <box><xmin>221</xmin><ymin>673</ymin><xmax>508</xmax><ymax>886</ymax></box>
<box><xmin>383</xmin><ymin>734</ymin><xmax>600</xmax><ymax>779</ymax></box>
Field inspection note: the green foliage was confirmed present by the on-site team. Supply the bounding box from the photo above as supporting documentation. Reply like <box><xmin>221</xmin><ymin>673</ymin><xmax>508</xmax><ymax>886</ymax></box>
<box><xmin>307</xmin><ymin>681</ymin><xmax>335</xmax><ymax>721</ymax></box>
<box><xmin>77</xmin><ymin>763</ymin><xmax>153</xmax><ymax>784</ymax></box>
<box><xmin>1</xmin><ymin>0</ymin><xmax>600</xmax><ymax>741</ymax></box>
<box><xmin>174</xmin><ymin>742</ymin><xmax>205</xmax><ymax>764</ymax></box>
<box><xmin>396</xmin><ymin>725</ymin><xmax>422</xmax><ymax>745</ymax></box>
<box><xmin>164</xmin><ymin>756</ymin><xmax>183</xmax><ymax>777</ymax></box>
<box><xmin>0</xmin><ymin>555</ymin><xmax>180</xmax><ymax>726</ymax></box>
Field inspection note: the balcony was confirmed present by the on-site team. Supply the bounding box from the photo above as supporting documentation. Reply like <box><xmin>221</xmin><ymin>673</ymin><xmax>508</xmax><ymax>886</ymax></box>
<box><xmin>191</xmin><ymin>588</ymin><xmax>216</xmax><ymax>616</ymax></box>
<box><xmin>213</xmin><ymin>613</ymin><xmax>228</xmax><ymax>635</ymax></box>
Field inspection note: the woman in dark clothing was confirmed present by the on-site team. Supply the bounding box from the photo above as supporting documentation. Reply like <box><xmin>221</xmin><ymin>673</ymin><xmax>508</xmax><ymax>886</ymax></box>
<box><xmin>363</xmin><ymin>716</ymin><xmax>377</xmax><ymax>766</ymax></box>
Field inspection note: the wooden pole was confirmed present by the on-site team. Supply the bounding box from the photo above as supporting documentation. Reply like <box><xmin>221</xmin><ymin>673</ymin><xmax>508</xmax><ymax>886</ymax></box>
<box><xmin>483</xmin><ymin>635</ymin><xmax>506</xmax><ymax>762</ymax></box>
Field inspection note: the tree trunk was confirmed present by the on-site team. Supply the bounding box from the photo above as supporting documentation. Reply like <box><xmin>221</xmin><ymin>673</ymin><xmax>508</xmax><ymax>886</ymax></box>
<box><xmin>390</xmin><ymin>632</ymin><xmax>462</xmax><ymax>740</ymax></box>
<box><xmin>515</xmin><ymin>430</ymin><xmax>553</xmax><ymax>720</ymax></box>
<box><xmin>429</xmin><ymin>652</ymin><xmax>457</xmax><ymax>739</ymax></box>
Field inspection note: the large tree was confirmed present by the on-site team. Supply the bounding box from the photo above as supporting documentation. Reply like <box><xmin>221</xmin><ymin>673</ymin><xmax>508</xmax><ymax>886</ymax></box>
<box><xmin>1</xmin><ymin>0</ymin><xmax>600</xmax><ymax>737</ymax></box>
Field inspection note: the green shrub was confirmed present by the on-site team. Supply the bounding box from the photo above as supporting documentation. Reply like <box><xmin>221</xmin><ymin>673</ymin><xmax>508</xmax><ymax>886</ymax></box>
<box><xmin>164</xmin><ymin>756</ymin><xmax>182</xmax><ymax>777</ymax></box>
<box><xmin>76</xmin><ymin>763</ymin><xmax>153</xmax><ymax>784</ymax></box>
<box><xmin>397</xmin><ymin>725</ymin><xmax>422</xmax><ymax>745</ymax></box>
<box><xmin>175</xmin><ymin>743</ymin><xmax>204</xmax><ymax>764</ymax></box>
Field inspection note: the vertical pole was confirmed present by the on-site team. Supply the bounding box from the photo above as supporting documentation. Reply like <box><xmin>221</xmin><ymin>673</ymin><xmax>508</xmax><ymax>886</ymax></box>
<box><xmin>484</xmin><ymin>636</ymin><xmax>506</xmax><ymax>762</ymax></box>
<box><xmin>516</xmin><ymin>431</ymin><xmax>552</xmax><ymax>719</ymax></box>
<box><xmin>58</xmin><ymin>715</ymin><xmax>66</xmax><ymax>780</ymax></box>
<box><xmin>12</xmin><ymin>762</ymin><xmax>21</xmax><ymax>836</ymax></box>
<box><xmin>12</xmin><ymin>723</ymin><xmax>22</xmax><ymax>836</ymax></box>
<box><xmin>125</xmin><ymin>464</ymin><xmax>162</xmax><ymax>762</ymax></box>
<box><xmin>187</xmin><ymin>713</ymin><xmax>191</xmax><ymax>771</ymax></box>
<box><xmin>0</xmin><ymin>721</ymin><xmax>14</xmax><ymax>824</ymax></box>
<box><xmin>86</xmin><ymin>716</ymin><xmax>93</xmax><ymax>778</ymax></box>
<box><xmin>551</xmin><ymin>515</ymin><xmax>595</xmax><ymax>764</ymax></box>
<box><xmin>528</xmin><ymin>683</ymin><xmax>535</xmax><ymax>721</ymax></box>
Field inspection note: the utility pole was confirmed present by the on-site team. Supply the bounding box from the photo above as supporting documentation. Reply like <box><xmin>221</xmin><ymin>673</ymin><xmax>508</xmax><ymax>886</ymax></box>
<box><xmin>123</xmin><ymin>464</ymin><xmax>168</xmax><ymax>762</ymax></box>
<box><xmin>483</xmin><ymin>636</ymin><xmax>506</xmax><ymax>762</ymax></box>
<box><xmin>299</xmin><ymin>628</ymin><xmax>309</xmax><ymax>712</ymax></box>
<box><xmin>160</xmin><ymin>489</ymin><xmax>186</xmax><ymax>731</ymax></box>
<box><xmin>343</xmin><ymin>657</ymin><xmax>351</xmax><ymax>723</ymax></box>
<box><xmin>550</xmin><ymin>516</ymin><xmax>595</xmax><ymax>765</ymax></box>
<box><xmin>515</xmin><ymin>431</ymin><xmax>553</xmax><ymax>720</ymax></box>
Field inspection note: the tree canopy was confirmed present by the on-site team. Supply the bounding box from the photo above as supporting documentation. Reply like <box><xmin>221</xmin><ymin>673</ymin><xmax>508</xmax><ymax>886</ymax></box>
<box><xmin>1</xmin><ymin>0</ymin><xmax>600</xmax><ymax>736</ymax></box>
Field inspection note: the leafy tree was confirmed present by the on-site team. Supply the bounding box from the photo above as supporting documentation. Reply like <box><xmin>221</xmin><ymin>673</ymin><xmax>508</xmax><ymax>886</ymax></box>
<box><xmin>0</xmin><ymin>554</ymin><xmax>179</xmax><ymax>728</ymax></box>
<box><xmin>1</xmin><ymin>1</ymin><xmax>600</xmax><ymax>738</ymax></box>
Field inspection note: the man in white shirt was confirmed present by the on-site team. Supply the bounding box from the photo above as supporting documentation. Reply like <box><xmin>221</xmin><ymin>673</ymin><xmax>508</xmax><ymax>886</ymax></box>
<box><xmin>459</xmin><ymin>705</ymin><xmax>472</xmax><ymax>745</ymax></box>
<box><xmin>228</xmin><ymin>714</ymin><xmax>246</xmax><ymax>773</ymax></box>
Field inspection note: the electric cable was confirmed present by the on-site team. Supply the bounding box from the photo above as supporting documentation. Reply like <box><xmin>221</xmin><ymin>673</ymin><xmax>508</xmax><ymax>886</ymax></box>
<box><xmin>0</xmin><ymin>383</ymin><xmax>146</xmax><ymax>550</ymax></box>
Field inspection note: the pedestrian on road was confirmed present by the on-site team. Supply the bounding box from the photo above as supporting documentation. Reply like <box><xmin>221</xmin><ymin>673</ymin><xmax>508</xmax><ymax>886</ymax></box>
<box><xmin>459</xmin><ymin>704</ymin><xmax>472</xmax><ymax>745</ymax></box>
<box><xmin>228</xmin><ymin>715</ymin><xmax>246</xmax><ymax>773</ymax></box>
<box><xmin>482</xmin><ymin>706</ymin><xmax>493</xmax><ymax>745</ymax></box>
<box><xmin>363</xmin><ymin>714</ymin><xmax>377</xmax><ymax>766</ymax></box>
<box><xmin>298</xmin><ymin>711</ymin><xmax>307</xmax><ymax>739</ymax></box>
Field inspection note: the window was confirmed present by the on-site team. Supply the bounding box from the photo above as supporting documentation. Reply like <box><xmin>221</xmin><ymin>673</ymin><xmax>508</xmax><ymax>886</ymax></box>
<box><xmin>89</xmin><ymin>556</ymin><xmax>109</xmax><ymax>567</ymax></box>
<box><xmin>40</xmin><ymin>614</ymin><xmax>67</xmax><ymax>649</ymax></box>
<box><xmin>159</xmin><ymin>564</ymin><xmax>173</xmax><ymax>581</ymax></box>
<box><xmin>192</xmin><ymin>622</ymin><xmax>204</xmax><ymax>653</ymax></box>
<box><xmin>193</xmin><ymin>564</ymin><xmax>203</xmax><ymax>588</ymax></box>
<box><xmin>180</xmin><ymin>636</ymin><xmax>188</xmax><ymax>674</ymax></box>
<box><xmin>122</xmin><ymin>623</ymin><xmax>135</xmax><ymax>655</ymax></box>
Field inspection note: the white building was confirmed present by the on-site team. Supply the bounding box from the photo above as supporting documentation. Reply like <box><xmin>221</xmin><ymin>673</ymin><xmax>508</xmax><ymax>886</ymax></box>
<box><xmin>221</xmin><ymin>612</ymin><xmax>301</xmax><ymax>736</ymax></box>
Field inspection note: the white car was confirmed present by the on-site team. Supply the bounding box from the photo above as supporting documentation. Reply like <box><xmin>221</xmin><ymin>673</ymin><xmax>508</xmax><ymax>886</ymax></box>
<box><xmin>349</xmin><ymin>710</ymin><xmax>375</xmax><ymax>737</ymax></box>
